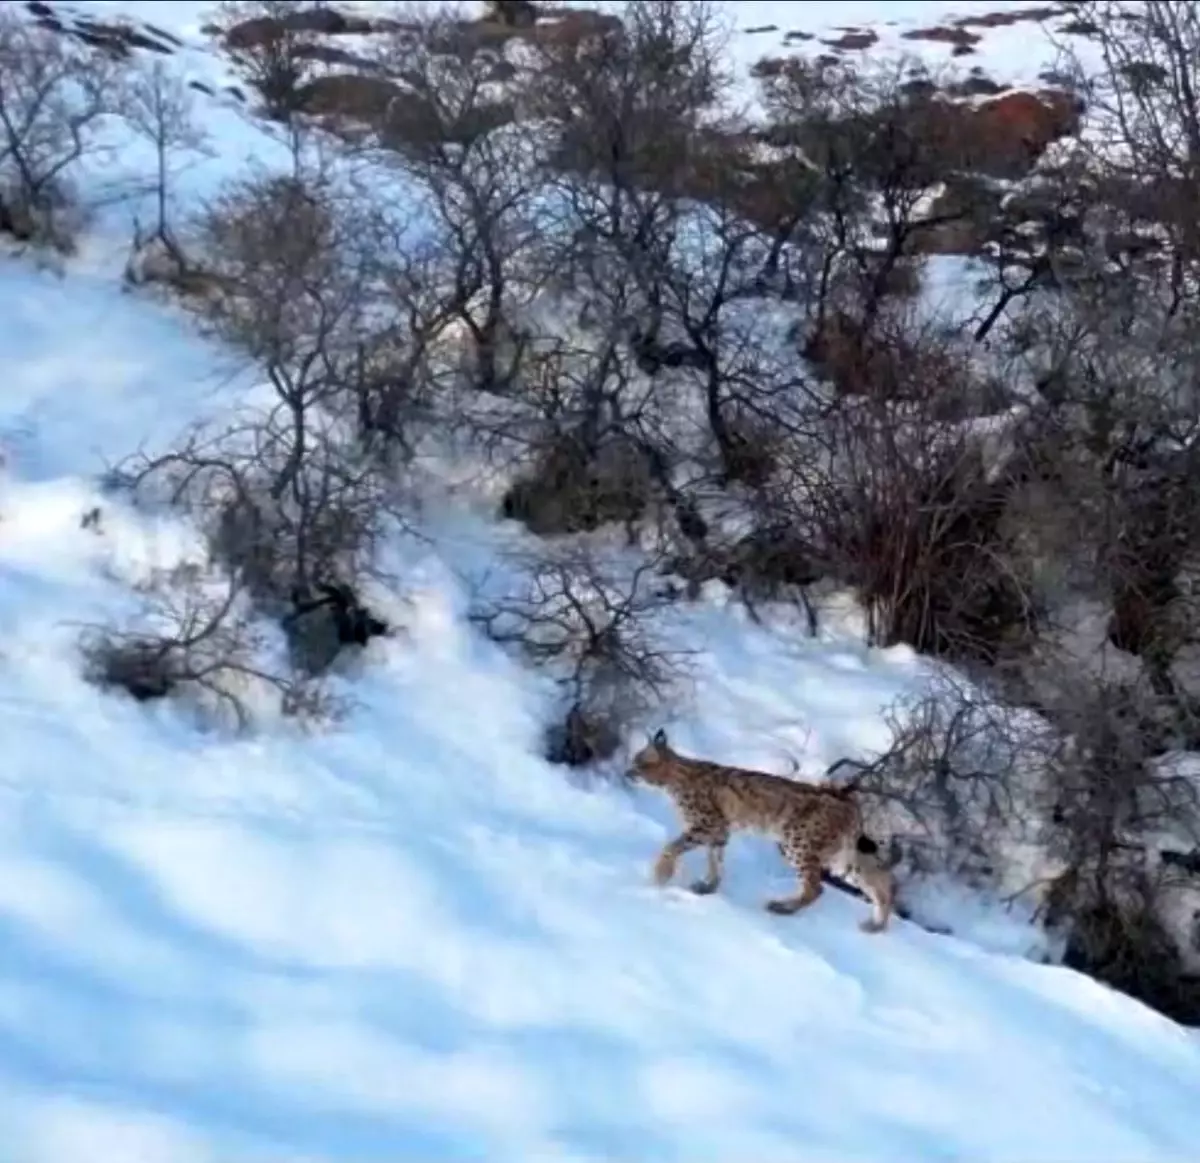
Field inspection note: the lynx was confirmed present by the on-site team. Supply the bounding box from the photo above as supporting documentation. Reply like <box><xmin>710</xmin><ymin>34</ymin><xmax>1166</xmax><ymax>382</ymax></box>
<box><xmin>628</xmin><ymin>729</ymin><xmax>894</xmax><ymax>933</ymax></box>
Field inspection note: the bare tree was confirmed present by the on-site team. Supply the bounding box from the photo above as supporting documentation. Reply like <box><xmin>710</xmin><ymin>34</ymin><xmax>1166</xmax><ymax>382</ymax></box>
<box><xmin>483</xmin><ymin>1</ymin><xmax>746</xmax><ymax>540</ymax></box>
<box><xmin>752</xmin><ymin>53</ymin><xmax>978</xmax><ymax>367</ymax></box>
<box><xmin>366</xmin><ymin>8</ymin><xmax>548</xmax><ymax>401</ymax></box>
<box><xmin>0</xmin><ymin>7</ymin><xmax>126</xmax><ymax>248</ymax></box>
<box><xmin>1064</xmin><ymin>1</ymin><xmax>1200</xmax><ymax>297</ymax></box>
<box><xmin>641</xmin><ymin>133</ymin><xmax>828</xmax><ymax>493</ymax></box>
<box><xmin>121</xmin><ymin>57</ymin><xmax>211</xmax><ymax>279</ymax></box>
<box><xmin>526</xmin><ymin>0</ymin><xmax>731</xmax><ymax>369</ymax></box>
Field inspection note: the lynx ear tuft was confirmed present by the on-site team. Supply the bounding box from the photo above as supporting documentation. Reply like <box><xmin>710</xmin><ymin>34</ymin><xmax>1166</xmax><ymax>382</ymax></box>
<box><xmin>652</xmin><ymin>728</ymin><xmax>668</xmax><ymax>748</ymax></box>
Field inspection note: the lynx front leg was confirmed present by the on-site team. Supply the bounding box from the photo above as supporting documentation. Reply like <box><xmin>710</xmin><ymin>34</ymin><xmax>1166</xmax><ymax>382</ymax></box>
<box><xmin>652</xmin><ymin>827</ymin><xmax>709</xmax><ymax>886</ymax></box>
<box><xmin>689</xmin><ymin>835</ymin><xmax>728</xmax><ymax>896</ymax></box>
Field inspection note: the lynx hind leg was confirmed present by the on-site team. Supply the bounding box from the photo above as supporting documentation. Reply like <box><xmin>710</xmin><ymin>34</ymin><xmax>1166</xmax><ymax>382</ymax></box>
<box><xmin>847</xmin><ymin>849</ymin><xmax>895</xmax><ymax>933</ymax></box>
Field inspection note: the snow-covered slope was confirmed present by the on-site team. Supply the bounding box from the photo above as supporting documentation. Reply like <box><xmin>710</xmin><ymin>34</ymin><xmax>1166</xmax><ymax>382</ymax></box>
<box><xmin>5</xmin><ymin>252</ymin><xmax>1200</xmax><ymax>1162</ymax></box>
<box><xmin>3</xmin><ymin>4</ymin><xmax>1200</xmax><ymax>1162</ymax></box>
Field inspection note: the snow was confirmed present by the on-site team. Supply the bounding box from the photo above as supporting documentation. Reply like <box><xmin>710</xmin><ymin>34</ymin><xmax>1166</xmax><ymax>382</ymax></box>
<box><xmin>3</xmin><ymin>4</ymin><xmax>1200</xmax><ymax>1161</ymax></box>
<box><xmin>4</xmin><ymin>239</ymin><xmax>1200</xmax><ymax>1163</ymax></box>
<box><xmin>5</xmin><ymin>447</ymin><xmax>1200</xmax><ymax>1163</ymax></box>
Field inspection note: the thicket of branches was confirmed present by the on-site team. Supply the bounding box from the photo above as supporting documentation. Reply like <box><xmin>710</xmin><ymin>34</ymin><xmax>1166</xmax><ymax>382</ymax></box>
<box><xmin>0</xmin><ymin>5</ymin><xmax>128</xmax><ymax>249</ymax></box>
<box><xmin>12</xmin><ymin>0</ymin><xmax>1200</xmax><ymax>1021</ymax></box>
<box><xmin>471</xmin><ymin>545</ymin><xmax>692</xmax><ymax>767</ymax></box>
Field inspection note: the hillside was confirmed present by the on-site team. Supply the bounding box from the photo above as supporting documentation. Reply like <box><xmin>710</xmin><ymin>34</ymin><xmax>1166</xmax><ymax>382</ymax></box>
<box><xmin>4</xmin><ymin>235</ymin><xmax>1200</xmax><ymax>1161</ymax></box>
<box><xmin>4</xmin><ymin>1</ymin><xmax>1200</xmax><ymax>1160</ymax></box>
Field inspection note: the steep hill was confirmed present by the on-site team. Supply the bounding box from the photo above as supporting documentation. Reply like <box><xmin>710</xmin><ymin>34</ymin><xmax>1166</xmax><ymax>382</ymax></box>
<box><xmin>3</xmin><ymin>2</ymin><xmax>1200</xmax><ymax>1161</ymax></box>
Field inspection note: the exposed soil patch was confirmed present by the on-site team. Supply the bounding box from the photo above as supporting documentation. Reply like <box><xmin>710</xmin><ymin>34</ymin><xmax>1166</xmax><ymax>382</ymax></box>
<box><xmin>821</xmin><ymin>28</ymin><xmax>879</xmax><ymax>52</ymax></box>
<box><xmin>954</xmin><ymin>6</ymin><xmax>1066</xmax><ymax>30</ymax></box>
<box><xmin>903</xmin><ymin>25</ymin><xmax>982</xmax><ymax>54</ymax></box>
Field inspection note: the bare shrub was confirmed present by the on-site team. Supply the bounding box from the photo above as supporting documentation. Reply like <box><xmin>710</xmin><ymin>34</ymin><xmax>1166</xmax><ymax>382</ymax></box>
<box><xmin>117</xmin><ymin>405</ymin><xmax>396</xmax><ymax>675</ymax></box>
<box><xmin>752</xmin><ymin>54</ymin><xmax>983</xmax><ymax>351</ymax></box>
<box><xmin>80</xmin><ymin>564</ymin><xmax>337</xmax><ymax>730</ymax></box>
<box><xmin>632</xmin><ymin>52</ymin><xmax>1039</xmax><ymax>630</ymax></box>
<box><xmin>488</xmin><ymin>337</ymin><xmax>666</xmax><ymax>539</ymax></box>
<box><xmin>1058</xmin><ymin>1</ymin><xmax>1200</xmax><ymax>284</ymax></box>
<box><xmin>0</xmin><ymin>6</ymin><xmax>126</xmax><ymax>249</ymax></box>
<box><xmin>507</xmin><ymin>0</ymin><xmax>760</xmax><ymax>520</ymax></box>
<box><xmin>527</xmin><ymin>0</ymin><xmax>730</xmax><ymax>208</ymax></box>
<box><xmin>117</xmin><ymin>152</ymin><xmax>402</xmax><ymax>672</ymax></box>
<box><xmin>1032</xmin><ymin>668</ymin><xmax>1200</xmax><ymax>1020</ymax></box>
<box><xmin>778</xmin><ymin>337</ymin><xmax>1039</xmax><ymax>665</ymax></box>
<box><xmin>641</xmin><ymin>170</ymin><xmax>826</xmax><ymax>494</ymax></box>
<box><xmin>976</xmin><ymin>4</ymin><xmax>1200</xmax><ymax>1018</ymax></box>
<box><xmin>471</xmin><ymin>546</ymin><xmax>692</xmax><ymax>767</ymax></box>
<box><xmin>992</xmin><ymin>249</ymin><xmax>1200</xmax><ymax>1014</ymax></box>
<box><xmin>833</xmin><ymin>673</ymin><xmax>1057</xmax><ymax>895</ymax></box>
<box><xmin>501</xmin><ymin>428</ymin><xmax>656</xmax><ymax>539</ymax></box>
<box><xmin>1008</xmin><ymin>233</ymin><xmax>1200</xmax><ymax>718</ymax></box>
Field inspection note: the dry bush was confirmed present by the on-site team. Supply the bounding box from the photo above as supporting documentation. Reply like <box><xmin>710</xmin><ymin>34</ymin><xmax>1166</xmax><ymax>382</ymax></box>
<box><xmin>80</xmin><ymin>565</ymin><xmax>338</xmax><ymax>730</ymax></box>
<box><xmin>991</xmin><ymin>222</ymin><xmax>1200</xmax><ymax>1018</ymax></box>
<box><xmin>524</xmin><ymin>1</ymin><xmax>789</xmax><ymax>494</ymax></box>
<box><xmin>501</xmin><ymin>429</ymin><xmax>656</xmax><ymax>538</ymax></box>
<box><xmin>471</xmin><ymin>545</ymin><xmax>692</xmax><ymax>767</ymax></box>
<box><xmin>644</xmin><ymin>191</ymin><xmax>825</xmax><ymax>493</ymax></box>
<box><xmin>835</xmin><ymin>674</ymin><xmax>1056</xmax><ymax>891</ymax></box>
<box><xmin>525</xmin><ymin>0</ymin><xmax>729</xmax><ymax>202</ymax></box>
<box><xmin>490</xmin><ymin>339</ymin><xmax>665</xmax><ymax>539</ymax></box>
<box><xmin>0</xmin><ymin>7</ymin><xmax>127</xmax><ymax>250</ymax></box>
<box><xmin>1033</xmin><ymin>670</ymin><xmax>1200</xmax><ymax>1021</ymax></box>
<box><xmin>779</xmin><ymin>352</ymin><xmax>1038</xmax><ymax>665</ymax></box>
<box><xmin>1009</xmin><ymin>244</ymin><xmax>1200</xmax><ymax>713</ymax></box>
<box><xmin>983</xmin><ymin>103</ymin><xmax>1200</xmax><ymax>1025</ymax></box>
<box><xmin>115</xmin><ymin>407</ymin><xmax>396</xmax><ymax>675</ymax></box>
<box><xmin>115</xmin><ymin>154</ymin><xmax>403</xmax><ymax>672</ymax></box>
<box><xmin>752</xmin><ymin>54</ymin><xmax>983</xmax><ymax>348</ymax></box>
<box><xmin>518</xmin><ymin>0</ymin><xmax>775</xmax><ymax>494</ymax></box>
<box><xmin>819</xmin><ymin>446</ymin><xmax>1031</xmax><ymax>664</ymax></box>
<box><xmin>804</xmin><ymin>310</ymin><xmax>1005</xmax><ymax>418</ymax></box>
<box><xmin>1059</xmin><ymin>1</ymin><xmax>1200</xmax><ymax>279</ymax></box>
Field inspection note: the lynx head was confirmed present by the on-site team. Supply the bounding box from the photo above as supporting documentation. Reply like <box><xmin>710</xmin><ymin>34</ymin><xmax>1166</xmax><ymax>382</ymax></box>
<box><xmin>628</xmin><ymin>728</ymin><xmax>675</xmax><ymax>785</ymax></box>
